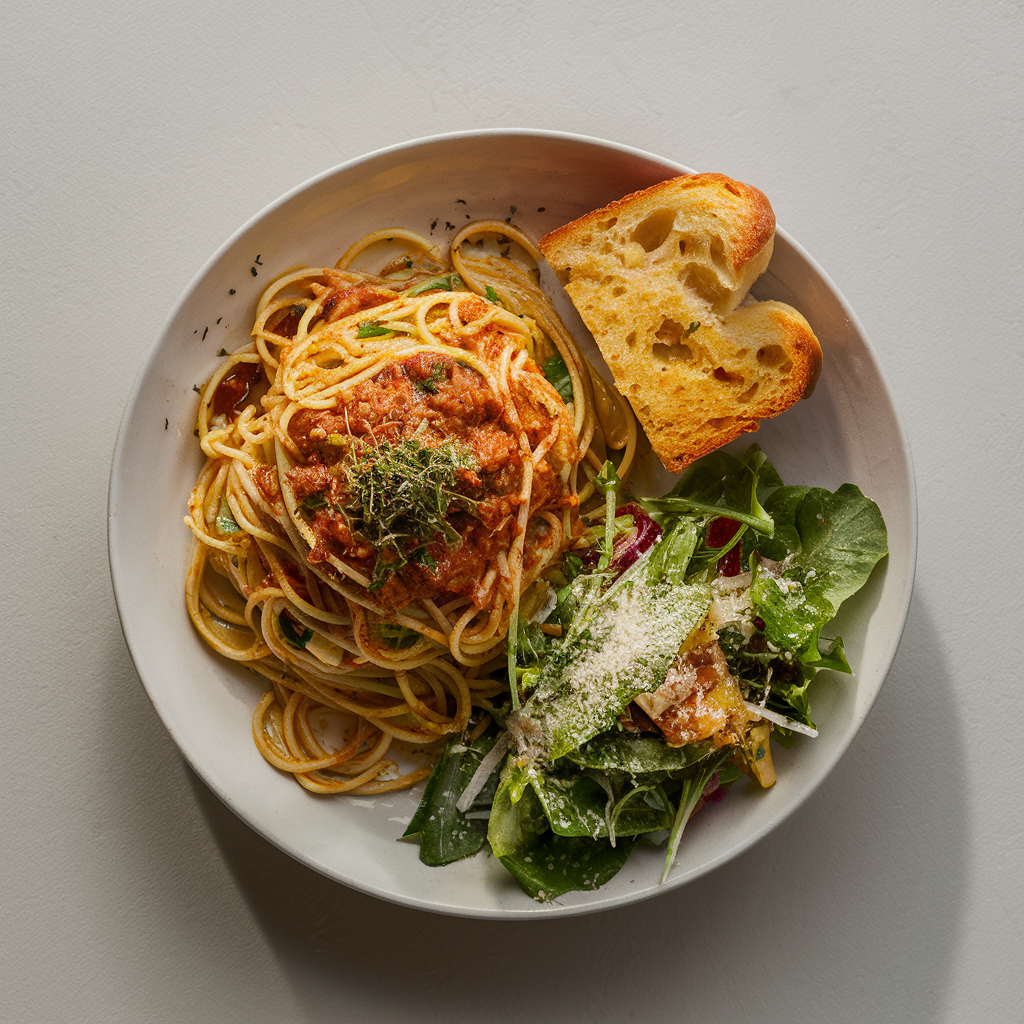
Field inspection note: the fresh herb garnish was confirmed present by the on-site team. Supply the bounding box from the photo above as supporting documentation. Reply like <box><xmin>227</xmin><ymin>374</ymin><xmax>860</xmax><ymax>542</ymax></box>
<box><xmin>215</xmin><ymin>496</ymin><xmax>240</xmax><ymax>534</ymax></box>
<box><xmin>301</xmin><ymin>492</ymin><xmax>328</xmax><ymax>512</ymax></box>
<box><xmin>485</xmin><ymin>285</ymin><xmax>501</xmax><ymax>305</ymax></box>
<box><xmin>406</xmin><ymin>272</ymin><xmax>464</xmax><ymax>296</ymax></box>
<box><xmin>279</xmin><ymin>612</ymin><xmax>313</xmax><ymax>649</ymax></box>
<box><xmin>542</xmin><ymin>353</ymin><xmax>574</xmax><ymax>403</ymax></box>
<box><xmin>356</xmin><ymin>319</ymin><xmax>394</xmax><ymax>338</ymax></box>
<box><xmin>372</xmin><ymin>622</ymin><xmax>422</xmax><ymax>649</ymax></box>
<box><xmin>417</xmin><ymin>362</ymin><xmax>447</xmax><ymax>394</ymax></box>
<box><xmin>344</xmin><ymin>437</ymin><xmax>478</xmax><ymax>590</ymax></box>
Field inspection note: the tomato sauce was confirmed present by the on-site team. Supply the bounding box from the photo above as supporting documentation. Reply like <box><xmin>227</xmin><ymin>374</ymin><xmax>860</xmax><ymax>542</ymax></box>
<box><xmin>212</xmin><ymin>362</ymin><xmax>262</xmax><ymax>416</ymax></box>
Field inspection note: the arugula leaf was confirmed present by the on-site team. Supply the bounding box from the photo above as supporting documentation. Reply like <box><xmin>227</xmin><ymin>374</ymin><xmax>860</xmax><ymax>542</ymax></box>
<box><xmin>403</xmin><ymin>733</ymin><xmax>500</xmax><ymax>866</ymax></box>
<box><xmin>656</xmin><ymin>445</ymin><xmax>781</xmax><ymax>532</ymax></box>
<box><xmin>662</xmin><ymin>748</ymin><xmax>731</xmax><ymax>882</ymax></box>
<box><xmin>816</xmin><ymin>634</ymin><xmax>851</xmax><ymax>673</ymax></box>
<box><xmin>594</xmin><ymin>461</ymin><xmax>621</xmax><ymax>569</ymax></box>
<box><xmin>542</xmin><ymin>353</ymin><xmax>574</xmax><ymax>403</ymax></box>
<box><xmin>647</xmin><ymin>517</ymin><xmax>699</xmax><ymax>587</ymax></box>
<box><xmin>514</xmin><ymin>618</ymin><xmax>556</xmax><ymax>668</ymax></box>
<box><xmin>499</xmin><ymin>832</ymin><xmax>639</xmax><ymax>901</ymax></box>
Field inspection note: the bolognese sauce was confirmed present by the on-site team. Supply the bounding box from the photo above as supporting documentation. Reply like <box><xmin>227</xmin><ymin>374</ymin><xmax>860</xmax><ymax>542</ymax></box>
<box><xmin>280</xmin><ymin>303</ymin><xmax>573</xmax><ymax>612</ymax></box>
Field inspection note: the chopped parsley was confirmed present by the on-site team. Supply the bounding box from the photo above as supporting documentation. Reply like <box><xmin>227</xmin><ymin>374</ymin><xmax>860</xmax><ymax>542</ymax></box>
<box><xmin>416</xmin><ymin>362</ymin><xmax>448</xmax><ymax>394</ymax></box>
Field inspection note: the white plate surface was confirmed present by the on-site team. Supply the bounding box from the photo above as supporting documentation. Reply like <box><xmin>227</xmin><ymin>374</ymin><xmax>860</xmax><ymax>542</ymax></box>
<box><xmin>108</xmin><ymin>130</ymin><xmax>916</xmax><ymax>919</ymax></box>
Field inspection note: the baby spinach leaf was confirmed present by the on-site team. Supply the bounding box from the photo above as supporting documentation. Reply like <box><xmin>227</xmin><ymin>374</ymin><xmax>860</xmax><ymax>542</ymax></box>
<box><xmin>757</xmin><ymin>483</ymin><xmax>888</xmax><ymax>610</ymax></box>
<box><xmin>525</xmin><ymin>769</ymin><xmax>674</xmax><ymax>839</ymax></box>
<box><xmin>487</xmin><ymin>763</ymin><xmax>548</xmax><ymax>859</ymax></box>
<box><xmin>499</xmin><ymin>832</ymin><xmax>639</xmax><ymax>901</ymax></box>
<box><xmin>568</xmin><ymin>734</ymin><xmax>712</xmax><ymax>776</ymax></box>
<box><xmin>750</xmin><ymin>483</ymin><xmax>887</xmax><ymax>667</ymax></box>
<box><xmin>403</xmin><ymin>733</ymin><xmax>500</xmax><ymax>866</ymax></box>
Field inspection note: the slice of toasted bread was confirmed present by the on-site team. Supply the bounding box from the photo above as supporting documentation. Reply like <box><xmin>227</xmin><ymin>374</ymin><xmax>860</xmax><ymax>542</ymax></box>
<box><xmin>539</xmin><ymin>173</ymin><xmax>822</xmax><ymax>472</ymax></box>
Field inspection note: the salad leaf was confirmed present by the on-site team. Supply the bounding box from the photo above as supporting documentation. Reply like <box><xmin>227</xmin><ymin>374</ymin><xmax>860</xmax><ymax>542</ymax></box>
<box><xmin>498</xmin><ymin>832</ymin><xmax>639</xmax><ymax>902</ymax></box>
<box><xmin>757</xmin><ymin>483</ymin><xmax>888</xmax><ymax>611</ymax></box>
<box><xmin>403</xmin><ymin>733</ymin><xmax>500</xmax><ymax>866</ymax></box>
<box><xmin>648</xmin><ymin>445</ymin><xmax>781</xmax><ymax>536</ymax></box>
<box><xmin>646</xmin><ymin>517</ymin><xmax>699</xmax><ymax>586</ymax></box>
<box><xmin>662</xmin><ymin>748</ymin><xmax>732</xmax><ymax>882</ymax></box>
<box><xmin>509</xmin><ymin>568</ymin><xmax>711</xmax><ymax>762</ymax></box>
<box><xmin>487</xmin><ymin>764</ymin><xmax>549</xmax><ymax>859</ymax></box>
<box><xmin>751</xmin><ymin>483</ymin><xmax>887</xmax><ymax>664</ymax></box>
<box><xmin>594</xmin><ymin>461</ymin><xmax>621</xmax><ymax>569</ymax></box>
<box><xmin>568</xmin><ymin>733</ymin><xmax>713</xmax><ymax>775</ymax></box>
<box><xmin>526</xmin><ymin>769</ymin><xmax>674</xmax><ymax>839</ymax></box>
<box><xmin>751</xmin><ymin>573</ymin><xmax>836</xmax><ymax>660</ymax></box>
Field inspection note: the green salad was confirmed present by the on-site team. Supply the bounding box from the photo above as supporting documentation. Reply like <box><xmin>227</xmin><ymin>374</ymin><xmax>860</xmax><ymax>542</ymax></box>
<box><xmin>403</xmin><ymin>445</ymin><xmax>888</xmax><ymax>900</ymax></box>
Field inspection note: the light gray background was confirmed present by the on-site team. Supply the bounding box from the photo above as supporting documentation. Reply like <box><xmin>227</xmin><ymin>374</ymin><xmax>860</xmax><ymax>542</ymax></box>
<box><xmin>2</xmin><ymin>2</ymin><xmax>1021</xmax><ymax>1022</ymax></box>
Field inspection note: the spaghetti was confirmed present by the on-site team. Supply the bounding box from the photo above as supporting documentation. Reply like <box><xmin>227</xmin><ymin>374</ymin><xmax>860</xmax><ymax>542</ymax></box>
<box><xmin>185</xmin><ymin>222</ymin><xmax>638</xmax><ymax>796</ymax></box>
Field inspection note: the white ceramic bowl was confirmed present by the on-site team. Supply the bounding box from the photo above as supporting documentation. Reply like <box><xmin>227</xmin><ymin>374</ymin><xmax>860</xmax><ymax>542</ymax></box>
<box><xmin>108</xmin><ymin>130</ymin><xmax>916</xmax><ymax>918</ymax></box>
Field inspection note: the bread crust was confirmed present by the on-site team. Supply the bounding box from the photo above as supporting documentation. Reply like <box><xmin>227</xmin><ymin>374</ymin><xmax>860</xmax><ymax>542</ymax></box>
<box><xmin>539</xmin><ymin>173</ymin><xmax>822</xmax><ymax>471</ymax></box>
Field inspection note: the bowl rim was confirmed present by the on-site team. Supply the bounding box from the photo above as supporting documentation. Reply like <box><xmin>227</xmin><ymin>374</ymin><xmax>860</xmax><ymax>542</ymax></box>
<box><xmin>108</xmin><ymin>128</ymin><xmax>918</xmax><ymax>918</ymax></box>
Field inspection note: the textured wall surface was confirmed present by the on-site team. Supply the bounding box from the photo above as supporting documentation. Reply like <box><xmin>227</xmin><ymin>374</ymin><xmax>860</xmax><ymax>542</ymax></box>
<box><xmin>2</xmin><ymin>2</ymin><xmax>1021</xmax><ymax>1021</ymax></box>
